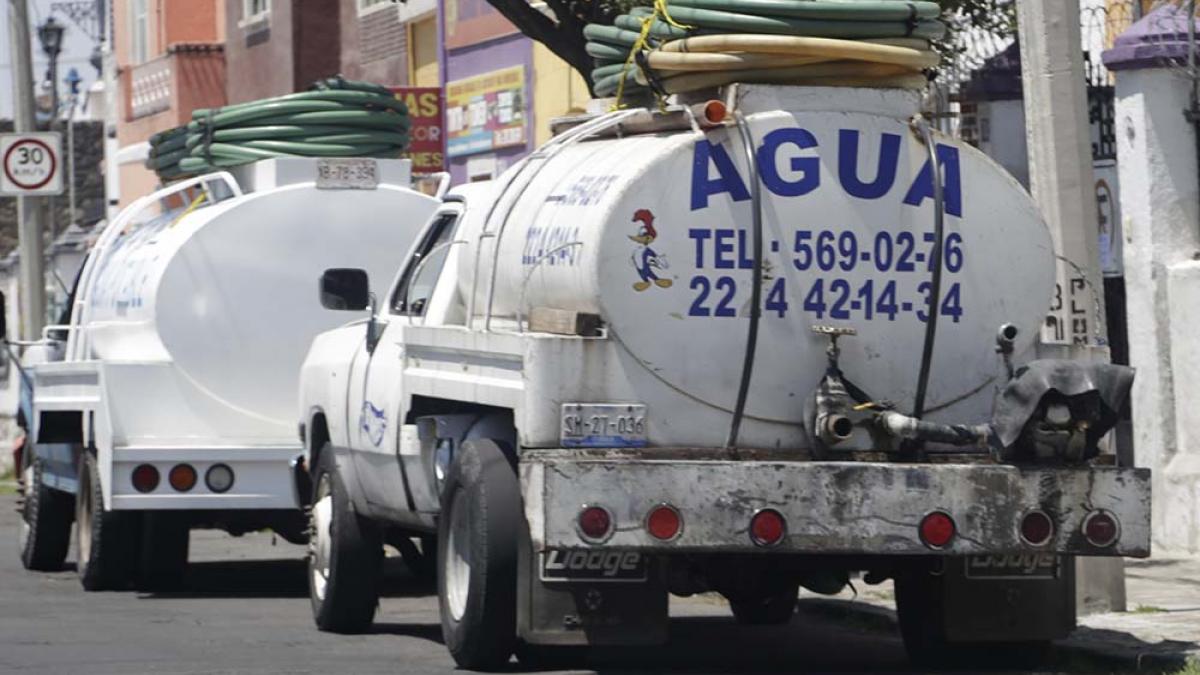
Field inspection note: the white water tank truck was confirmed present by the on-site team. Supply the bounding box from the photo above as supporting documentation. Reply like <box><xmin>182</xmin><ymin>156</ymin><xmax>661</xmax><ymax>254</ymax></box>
<box><xmin>296</xmin><ymin>85</ymin><xmax>1150</xmax><ymax>669</ymax></box>
<box><xmin>16</xmin><ymin>158</ymin><xmax>440</xmax><ymax>591</ymax></box>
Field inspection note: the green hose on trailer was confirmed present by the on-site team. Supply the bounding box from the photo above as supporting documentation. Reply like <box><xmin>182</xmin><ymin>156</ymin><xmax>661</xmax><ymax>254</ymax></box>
<box><xmin>146</xmin><ymin>77</ymin><xmax>410</xmax><ymax>181</ymax></box>
<box><xmin>586</xmin><ymin>0</ymin><xmax>945</xmax><ymax>99</ymax></box>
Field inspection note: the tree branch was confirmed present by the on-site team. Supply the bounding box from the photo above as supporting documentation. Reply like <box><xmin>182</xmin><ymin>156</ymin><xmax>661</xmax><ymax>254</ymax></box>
<box><xmin>485</xmin><ymin>0</ymin><xmax>598</xmax><ymax>95</ymax></box>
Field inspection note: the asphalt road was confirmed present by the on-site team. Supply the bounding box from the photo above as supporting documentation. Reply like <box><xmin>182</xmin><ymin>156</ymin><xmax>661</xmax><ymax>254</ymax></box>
<box><xmin>0</xmin><ymin>492</ymin><xmax>1125</xmax><ymax>675</ymax></box>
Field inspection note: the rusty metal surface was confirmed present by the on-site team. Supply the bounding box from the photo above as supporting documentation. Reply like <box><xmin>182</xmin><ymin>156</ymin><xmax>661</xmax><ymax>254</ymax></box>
<box><xmin>521</xmin><ymin>458</ymin><xmax>1151</xmax><ymax>557</ymax></box>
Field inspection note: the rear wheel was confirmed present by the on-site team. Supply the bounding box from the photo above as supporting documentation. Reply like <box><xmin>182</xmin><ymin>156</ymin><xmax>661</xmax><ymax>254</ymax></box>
<box><xmin>437</xmin><ymin>439</ymin><xmax>520</xmax><ymax>671</ymax></box>
<box><xmin>76</xmin><ymin>451</ymin><xmax>138</xmax><ymax>591</ymax></box>
<box><xmin>18</xmin><ymin>450</ymin><xmax>73</xmax><ymax>571</ymax></box>
<box><xmin>308</xmin><ymin>444</ymin><xmax>382</xmax><ymax>633</ymax></box>
<box><xmin>136</xmin><ymin>512</ymin><xmax>190</xmax><ymax>592</ymax></box>
<box><xmin>728</xmin><ymin>583</ymin><xmax>800</xmax><ymax>625</ymax></box>
<box><xmin>895</xmin><ymin>568</ymin><xmax>1051</xmax><ymax>668</ymax></box>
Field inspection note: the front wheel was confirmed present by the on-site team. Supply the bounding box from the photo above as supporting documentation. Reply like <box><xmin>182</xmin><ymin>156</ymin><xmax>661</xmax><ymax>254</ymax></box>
<box><xmin>308</xmin><ymin>444</ymin><xmax>382</xmax><ymax>633</ymax></box>
<box><xmin>437</xmin><ymin>439</ymin><xmax>521</xmax><ymax>671</ymax></box>
<box><xmin>76</xmin><ymin>451</ymin><xmax>138</xmax><ymax>591</ymax></box>
<box><xmin>18</xmin><ymin>450</ymin><xmax>73</xmax><ymax>571</ymax></box>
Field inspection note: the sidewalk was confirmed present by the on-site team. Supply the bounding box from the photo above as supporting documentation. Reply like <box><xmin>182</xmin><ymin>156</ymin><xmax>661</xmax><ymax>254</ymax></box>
<box><xmin>803</xmin><ymin>557</ymin><xmax>1200</xmax><ymax>671</ymax></box>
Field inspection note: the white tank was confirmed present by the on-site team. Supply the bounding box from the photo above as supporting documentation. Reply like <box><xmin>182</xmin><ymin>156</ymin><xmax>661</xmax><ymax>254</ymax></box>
<box><xmin>462</xmin><ymin>86</ymin><xmax>1055</xmax><ymax>426</ymax></box>
<box><xmin>70</xmin><ymin>158</ymin><xmax>439</xmax><ymax>436</ymax></box>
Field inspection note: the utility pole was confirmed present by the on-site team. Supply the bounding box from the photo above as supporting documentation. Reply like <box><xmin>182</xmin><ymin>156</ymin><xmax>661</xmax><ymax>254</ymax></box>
<box><xmin>1016</xmin><ymin>0</ymin><xmax>1122</xmax><ymax>615</ymax></box>
<box><xmin>1017</xmin><ymin>0</ymin><xmax>1107</xmax><ymax>354</ymax></box>
<box><xmin>8</xmin><ymin>0</ymin><xmax>48</xmax><ymax>340</ymax></box>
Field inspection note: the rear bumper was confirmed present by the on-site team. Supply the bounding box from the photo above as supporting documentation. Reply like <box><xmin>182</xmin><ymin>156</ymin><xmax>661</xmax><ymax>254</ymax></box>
<box><xmin>520</xmin><ymin>452</ymin><xmax>1151</xmax><ymax>557</ymax></box>
<box><xmin>109</xmin><ymin>445</ymin><xmax>302</xmax><ymax>511</ymax></box>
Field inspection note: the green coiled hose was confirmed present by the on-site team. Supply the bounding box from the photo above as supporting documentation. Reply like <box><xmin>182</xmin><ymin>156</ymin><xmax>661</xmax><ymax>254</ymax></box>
<box><xmin>587</xmin><ymin>0</ymin><xmax>945</xmax><ymax>99</ymax></box>
<box><xmin>146</xmin><ymin>78</ymin><xmax>411</xmax><ymax>181</ymax></box>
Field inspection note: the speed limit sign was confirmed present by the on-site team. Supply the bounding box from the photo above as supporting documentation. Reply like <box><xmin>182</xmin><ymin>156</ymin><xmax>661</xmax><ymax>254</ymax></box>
<box><xmin>1</xmin><ymin>132</ymin><xmax>63</xmax><ymax>196</ymax></box>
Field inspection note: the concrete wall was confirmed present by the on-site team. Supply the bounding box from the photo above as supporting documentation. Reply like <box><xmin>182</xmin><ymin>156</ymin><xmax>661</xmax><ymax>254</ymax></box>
<box><xmin>1113</xmin><ymin>66</ymin><xmax>1200</xmax><ymax>555</ymax></box>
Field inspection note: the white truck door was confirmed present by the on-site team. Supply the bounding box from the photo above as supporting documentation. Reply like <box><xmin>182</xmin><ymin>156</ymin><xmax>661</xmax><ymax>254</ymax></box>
<box><xmin>350</xmin><ymin>210</ymin><xmax>463</xmax><ymax>515</ymax></box>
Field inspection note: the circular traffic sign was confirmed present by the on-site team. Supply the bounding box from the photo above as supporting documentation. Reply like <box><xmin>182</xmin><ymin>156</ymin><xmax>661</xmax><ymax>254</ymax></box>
<box><xmin>3</xmin><ymin>138</ymin><xmax>58</xmax><ymax>190</ymax></box>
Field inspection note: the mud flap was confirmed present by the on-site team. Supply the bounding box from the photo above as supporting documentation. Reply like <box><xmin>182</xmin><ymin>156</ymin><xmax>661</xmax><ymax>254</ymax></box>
<box><xmin>939</xmin><ymin>554</ymin><xmax>1076</xmax><ymax>642</ymax></box>
<box><xmin>517</xmin><ymin>538</ymin><xmax>669</xmax><ymax>646</ymax></box>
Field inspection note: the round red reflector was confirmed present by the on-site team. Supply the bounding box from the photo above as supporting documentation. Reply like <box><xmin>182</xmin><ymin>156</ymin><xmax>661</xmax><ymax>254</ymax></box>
<box><xmin>750</xmin><ymin>509</ymin><xmax>786</xmax><ymax>547</ymax></box>
<box><xmin>703</xmin><ymin>99</ymin><xmax>727</xmax><ymax>125</ymax></box>
<box><xmin>1020</xmin><ymin>510</ymin><xmax>1055</xmax><ymax>546</ymax></box>
<box><xmin>1083</xmin><ymin>510</ymin><xmax>1120</xmax><ymax>548</ymax></box>
<box><xmin>578</xmin><ymin>506</ymin><xmax>612</xmax><ymax>542</ymax></box>
<box><xmin>646</xmin><ymin>505</ymin><xmax>682</xmax><ymax>541</ymax></box>
<box><xmin>168</xmin><ymin>464</ymin><xmax>197</xmax><ymax>492</ymax></box>
<box><xmin>131</xmin><ymin>464</ymin><xmax>159</xmax><ymax>493</ymax></box>
<box><xmin>919</xmin><ymin>511</ymin><xmax>956</xmax><ymax>549</ymax></box>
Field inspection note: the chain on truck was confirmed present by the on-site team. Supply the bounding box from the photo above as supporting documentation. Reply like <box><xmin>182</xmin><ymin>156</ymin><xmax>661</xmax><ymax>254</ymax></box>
<box><xmin>298</xmin><ymin>81</ymin><xmax>1151</xmax><ymax>670</ymax></box>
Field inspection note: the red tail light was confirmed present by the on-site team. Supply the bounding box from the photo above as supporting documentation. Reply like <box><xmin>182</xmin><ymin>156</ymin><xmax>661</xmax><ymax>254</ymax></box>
<box><xmin>131</xmin><ymin>464</ymin><xmax>159</xmax><ymax>493</ymax></box>
<box><xmin>577</xmin><ymin>505</ymin><xmax>613</xmax><ymax>543</ymax></box>
<box><xmin>168</xmin><ymin>464</ymin><xmax>197</xmax><ymax>492</ymax></box>
<box><xmin>1020</xmin><ymin>510</ymin><xmax>1055</xmax><ymax>547</ymax></box>
<box><xmin>919</xmin><ymin>511</ymin><xmax>956</xmax><ymax>549</ymax></box>
<box><xmin>646</xmin><ymin>504</ymin><xmax>682</xmax><ymax>541</ymax></box>
<box><xmin>1082</xmin><ymin>510</ymin><xmax>1120</xmax><ymax>548</ymax></box>
<box><xmin>750</xmin><ymin>509</ymin><xmax>786</xmax><ymax>547</ymax></box>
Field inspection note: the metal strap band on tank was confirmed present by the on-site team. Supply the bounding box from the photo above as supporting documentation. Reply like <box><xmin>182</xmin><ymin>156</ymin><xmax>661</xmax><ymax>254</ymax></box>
<box><xmin>909</xmin><ymin>115</ymin><xmax>946</xmax><ymax>427</ymax></box>
<box><xmin>517</xmin><ymin>241</ymin><xmax>585</xmax><ymax>333</ymax></box>
<box><xmin>476</xmin><ymin>109</ymin><xmax>643</xmax><ymax>332</ymax></box>
<box><xmin>905</xmin><ymin>3</ymin><xmax>919</xmax><ymax>37</ymax></box>
<box><xmin>725</xmin><ymin>110</ymin><xmax>765</xmax><ymax>450</ymax></box>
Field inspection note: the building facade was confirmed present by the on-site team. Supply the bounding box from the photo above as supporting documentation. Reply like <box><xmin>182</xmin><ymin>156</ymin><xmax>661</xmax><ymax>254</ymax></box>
<box><xmin>112</xmin><ymin>0</ymin><xmax>226</xmax><ymax>205</ymax></box>
<box><xmin>223</xmin><ymin>0</ymin><xmax>340</xmax><ymax>104</ymax></box>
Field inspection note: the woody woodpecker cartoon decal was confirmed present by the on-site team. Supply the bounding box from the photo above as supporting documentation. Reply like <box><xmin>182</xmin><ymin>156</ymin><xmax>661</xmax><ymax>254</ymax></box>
<box><xmin>630</xmin><ymin>208</ymin><xmax>673</xmax><ymax>292</ymax></box>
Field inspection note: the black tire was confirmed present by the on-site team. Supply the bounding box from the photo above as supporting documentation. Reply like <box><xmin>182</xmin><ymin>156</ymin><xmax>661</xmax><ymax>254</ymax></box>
<box><xmin>18</xmin><ymin>449</ymin><xmax>73</xmax><ymax>571</ymax></box>
<box><xmin>437</xmin><ymin>439</ymin><xmax>521</xmax><ymax>671</ymax></box>
<box><xmin>729</xmin><ymin>584</ymin><xmax>800</xmax><ymax>626</ymax></box>
<box><xmin>895</xmin><ymin>569</ymin><xmax>1051</xmax><ymax>668</ymax></box>
<box><xmin>76</xmin><ymin>451</ymin><xmax>138</xmax><ymax>591</ymax></box>
<box><xmin>308</xmin><ymin>443</ymin><xmax>382</xmax><ymax>633</ymax></box>
<box><xmin>136</xmin><ymin>512</ymin><xmax>190</xmax><ymax>592</ymax></box>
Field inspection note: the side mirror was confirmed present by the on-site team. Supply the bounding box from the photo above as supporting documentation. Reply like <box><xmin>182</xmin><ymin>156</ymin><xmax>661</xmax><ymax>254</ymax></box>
<box><xmin>319</xmin><ymin>269</ymin><xmax>370</xmax><ymax>311</ymax></box>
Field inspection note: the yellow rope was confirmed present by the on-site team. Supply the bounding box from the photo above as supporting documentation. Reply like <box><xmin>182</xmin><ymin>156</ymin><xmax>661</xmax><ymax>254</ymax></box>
<box><xmin>611</xmin><ymin>0</ymin><xmax>693</xmax><ymax>110</ymax></box>
<box><xmin>169</xmin><ymin>191</ymin><xmax>208</xmax><ymax>228</ymax></box>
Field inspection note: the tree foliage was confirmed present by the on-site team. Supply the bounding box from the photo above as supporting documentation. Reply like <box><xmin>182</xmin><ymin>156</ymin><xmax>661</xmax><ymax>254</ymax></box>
<box><xmin>485</xmin><ymin>0</ymin><xmax>1019</xmax><ymax>94</ymax></box>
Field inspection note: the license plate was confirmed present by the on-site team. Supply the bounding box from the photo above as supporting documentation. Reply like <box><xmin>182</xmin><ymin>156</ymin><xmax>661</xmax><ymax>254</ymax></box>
<box><xmin>540</xmin><ymin>549</ymin><xmax>648</xmax><ymax>583</ymax></box>
<box><xmin>316</xmin><ymin>158</ymin><xmax>379</xmax><ymax>189</ymax></box>
<box><xmin>965</xmin><ymin>553</ymin><xmax>1060</xmax><ymax>580</ymax></box>
<box><xmin>561</xmin><ymin>403</ymin><xmax>647</xmax><ymax>448</ymax></box>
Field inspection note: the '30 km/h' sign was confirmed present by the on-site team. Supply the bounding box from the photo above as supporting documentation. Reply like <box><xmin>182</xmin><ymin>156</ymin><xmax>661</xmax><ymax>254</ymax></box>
<box><xmin>1</xmin><ymin>132</ymin><xmax>64</xmax><ymax>196</ymax></box>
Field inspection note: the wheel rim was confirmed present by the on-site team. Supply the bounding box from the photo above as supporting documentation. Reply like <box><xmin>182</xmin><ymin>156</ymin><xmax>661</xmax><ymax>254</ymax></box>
<box><xmin>18</xmin><ymin>463</ymin><xmax>34</xmax><ymax>553</ymax></box>
<box><xmin>444</xmin><ymin>489</ymin><xmax>471</xmax><ymax>622</ymax></box>
<box><xmin>76</xmin><ymin>464</ymin><xmax>92</xmax><ymax>566</ymax></box>
<box><xmin>309</xmin><ymin>473</ymin><xmax>333</xmax><ymax>602</ymax></box>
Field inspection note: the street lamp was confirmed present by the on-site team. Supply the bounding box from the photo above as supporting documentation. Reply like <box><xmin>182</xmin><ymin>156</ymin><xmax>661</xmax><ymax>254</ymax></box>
<box><xmin>37</xmin><ymin>17</ymin><xmax>66</xmax><ymax>120</ymax></box>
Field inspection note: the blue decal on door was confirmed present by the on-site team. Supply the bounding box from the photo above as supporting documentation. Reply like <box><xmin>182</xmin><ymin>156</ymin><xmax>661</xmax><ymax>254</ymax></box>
<box><xmin>359</xmin><ymin>401</ymin><xmax>387</xmax><ymax>447</ymax></box>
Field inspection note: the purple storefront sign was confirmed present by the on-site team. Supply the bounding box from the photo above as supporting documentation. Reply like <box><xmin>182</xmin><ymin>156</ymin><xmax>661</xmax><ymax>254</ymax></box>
<box><xmin>444</xmin><ymin>33</ymin><xmax>534</xmax><ymax>184</ymax></box>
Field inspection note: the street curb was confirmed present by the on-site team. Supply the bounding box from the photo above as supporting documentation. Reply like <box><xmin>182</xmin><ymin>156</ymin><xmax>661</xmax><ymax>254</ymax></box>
<box><xmin>795</xmin><ymin>597</ymin><xmax>1196</xmax><ymax>673</ymax></box>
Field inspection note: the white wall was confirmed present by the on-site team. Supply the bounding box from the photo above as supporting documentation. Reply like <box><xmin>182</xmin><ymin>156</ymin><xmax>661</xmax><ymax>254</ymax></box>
<box><xmin>1114</xmin><ymin>66</ymin><xmax>1200</xmax><ymax>555</ymax></box>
